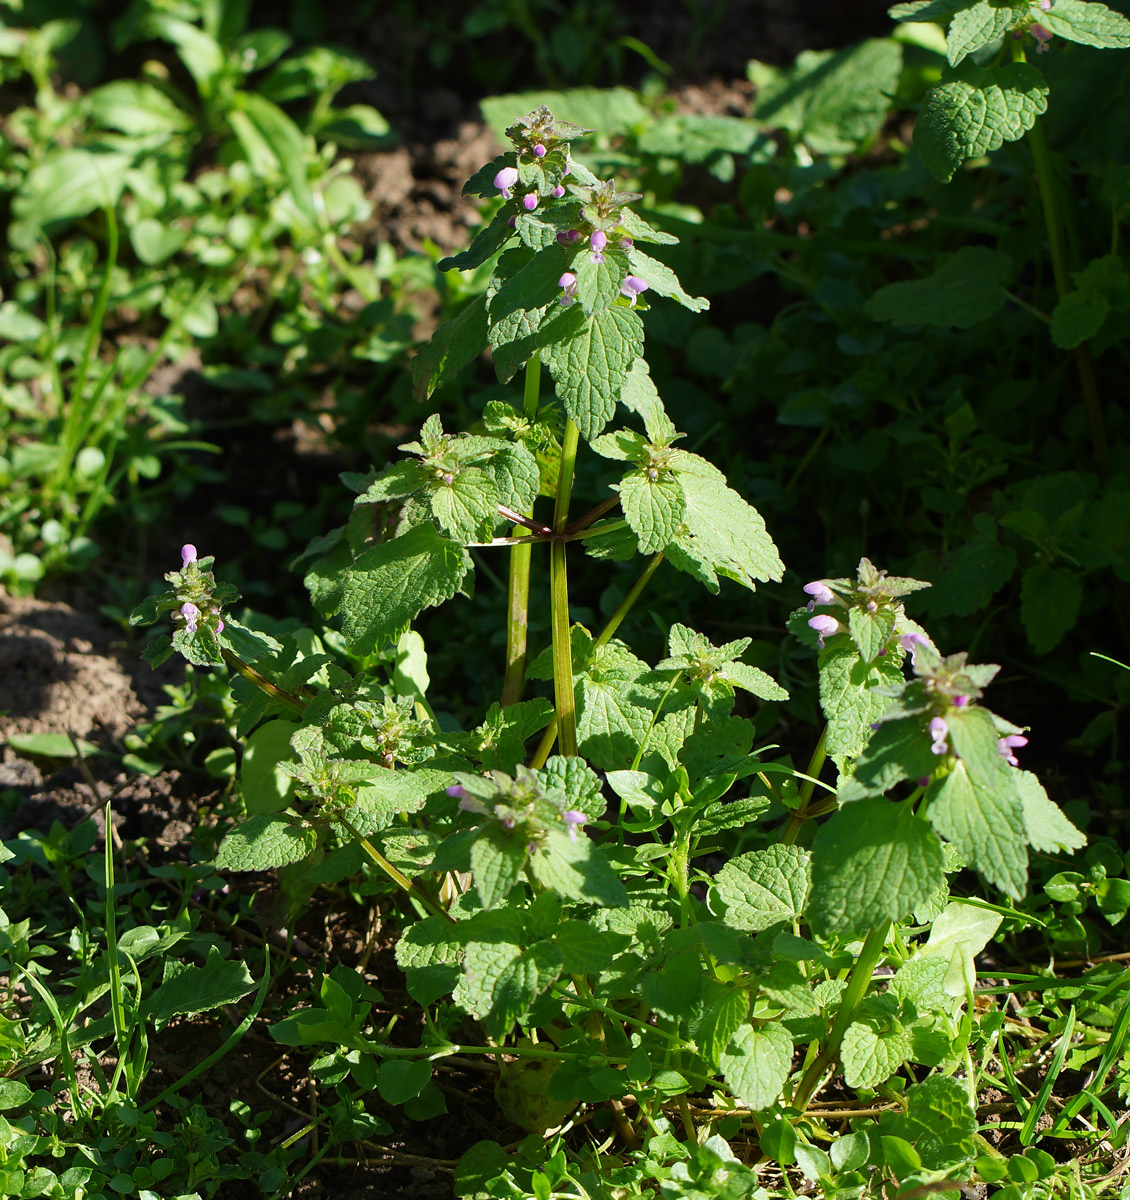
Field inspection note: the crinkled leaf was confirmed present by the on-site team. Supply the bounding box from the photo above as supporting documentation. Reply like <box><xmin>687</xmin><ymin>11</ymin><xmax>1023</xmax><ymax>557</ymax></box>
<box><xmin>842</xmin><ymin>998</ymin><xmax>913</xmax><ymax>1088</ymax></box>
<box><xmin>1051</xmin><ymin>289</ymin><xmax>1110</xmax><ymax>349</ymax></box>
<box><xmin>880</xmin><ymin>1075</ymin><xmax>977</xmax><ymax>1171</ymax></box>
<box><xmin>915</xmin><ymin>62</ymin><xmax>1049</xmax><ymax>183</ymax></box>
<box><xmin>713</xmin><ymin>845</ymin><xmax>811</xmax><ymax>931</ymax></box>
<box><xmin>429</xmin><ymin>466</ymin><xmax>499</xmax><ymax>543</ymax></box>
<box><xmin>538</xmin><ymin>304</ymin><xmax>644</xmax><ymax>441</ymax></box>
<box><xmin>809</xmin><ymin>801</ymin><xmax>946</xmax><ymax>940</ymax></box>
<box><xmin>554</xmin><ymin>922</ymin><xmax>629</xmax><ymax>974</ymax></box>
<box><xmin>725</xmin><ymin>662</ymin><xmax>789</xmax><ymax>702</ymax></box>
<box><xmin>575</xmin><ymin>246</ymin><xmax>630</xmax><ymax>315</ymax></box>
<box><xmin>341</xmin><ymin>524</ymin><xmax>471</xmax><ymax>655</ymax></box>
<box><xmin>216</xmin><ymin>815</ymin><xmax>317</xmax><ymax>871</ymax></box>
<box><xmin>847</xmin><ymin>606</ymin><xmax>896</xmax><ymax>664</ymax></box>
<box><xmin>928</xmin><ymin>760</ymin><xmax>1028</xmax><ymax>898</ymax></box>
<box><xmin>438</xmin><ymin>211</ymin><xmax>514</xmax><ymax>272</ymax></box>
<box><xmin>618</xmin><ymin>470</ymin><xmax>686</xmax><ymax>554</ymax></box>
<box><xmin>697</xmin><ymin>985</ymin><xmax>750</xmax><ymax>1066</ymax></box>
<box><xmin>411</xmin><ymin>295</ymin><xmax>488</xmax><ymax>401</ymax></box>
<box><xmin>618</xmin><ymin>357</ymin><xmax>678</xmax><ymax>442</ymax></box>
<box><xmin>539</xmin><ymin>755</ymin><xmax>607</xmax><ymax>820</ymax></box>
<box><xmin>718</xmin><ymin>1022</ymin><xmax>793</xmax><ymax>1112</ymax></box>
<box><xmin>1015</xmin><ymin>770</ymin><xmax>1086</xmax><ymax>854</ymax></box>
<box><xmin>471</xmin><ymin>826</ymin><xmax>527</xmax><ymax>909</ymax></box>
<box><xmin>865</xmin><ymin>246</ymin><xmax>1011</xmax><ymax>328</ymax></box>
<box><xmin>642</xmin><ymin>952</ymin><xmax>704</xmax><ymax>1020</ymax></box>
<box><xmin>529</xmin><ymin>827</ymin><xmax>629</xmax><ymax>907</ymax></box>
<box><xmin>946</xmin><ymin>1</ymin><xmax>1028</xmax><ymax>67</ymax></box>
<box><xmin>1040</xmin><ymin>0</ymin><xmax>1130</xmax><ymax>48</ymax></box>
<box><xmin>626</xmin><ymin>248</ymin><xmax>708</xmax><ymax>312</ymax></box>
<box><xmin>820</xmin><ymin>646</ymin><xmax>907</xmax><ymax>761</ymax></box>
<box><xmin>848</xmin><ymin>717</ymin><xmax>941</xmax><ymax>798</ymax></box>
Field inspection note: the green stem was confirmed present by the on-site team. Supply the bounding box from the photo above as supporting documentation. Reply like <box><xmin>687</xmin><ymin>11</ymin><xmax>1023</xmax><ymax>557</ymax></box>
<box><xmin>780</xmin><ymin>727</ymin><xmax>828</xmax><ymax>846</ymax></box>
<box><xmin>1023</xmin><ymin>87</ymin><xmax>1109</xmax><ymax>480</ymax></box>
<box><xmin>501</xmin><ymin>356</ymin><xmax>542</xmax><ymax>707</ymax></box>
<box><xmin>793</xmin><ymin>921</ymin><xmax>890</xmax><ymax>1111</ymax></box>
<box><xmin>221</xmin><ymin>649</ymin><xmax>306</xmax><ymax>717</ymax></box>
<box><xmin>339</xmin><ymin>815</ymin><xmax>456</xmax><ymax>924</ymax></box>
<box><xmin>594</xmin><ymin>553</ymin><xmax>664</xmax><ymax>649</ymax></box>
<box><xmin>550</xmin><ymin>420</ymin><xmax>581</xmax><ymax>757</ymax></box>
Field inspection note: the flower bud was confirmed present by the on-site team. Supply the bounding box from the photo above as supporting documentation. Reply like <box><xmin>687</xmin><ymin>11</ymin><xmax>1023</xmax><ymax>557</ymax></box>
<box><xmin>589</xmin><ymin>229</ymin><xmax>607</xmax><ymax>264</ymax></box>
<box><xmin>181</xmin><ymin>544</ymin><xmax>197</xmax><ymax>568</ymax></box>
<box><xmin>521</xmin><ymin>192</ymin><xmax>538</xmax><ymax>211</ymax></box>
<box><xmin>533</xmin><ymin>143</ymin><xmax>547</xmax><ymax>157</ymax></box>
<box><xmin>552</xmin><ymin>185</ymin><xmax>565</xmax><ymax>198</ymax></box>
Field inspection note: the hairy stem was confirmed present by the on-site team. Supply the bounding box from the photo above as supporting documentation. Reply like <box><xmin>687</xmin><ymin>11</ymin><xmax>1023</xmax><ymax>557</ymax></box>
<box><xmin>793</xmin><ymin>921</ymin><xmax>890</xmax><ymax>1110</ymax></box>
<box><xmin>221</xmin><ymin>649</ymin><xmax>306</xmax><ymax>717</ymax></box>
<box><xmin>550</xmin><ymin>420</ymin><xmax>581</xmax><ymax>756</ymax></box>
<box><xmin>501</xmin><ymin>356</ymin><xmax>543</xmax><ymax>706</ymax></box>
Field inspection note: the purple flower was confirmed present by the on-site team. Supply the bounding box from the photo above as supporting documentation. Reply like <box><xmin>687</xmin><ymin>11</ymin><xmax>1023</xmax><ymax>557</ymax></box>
<box><xmin>589</xmin><ymin>229</ymin><xmax>607</xmax><ymax>264</ymax></box>
<box><xmin>808</xmin><ymin>614</ymin><xmax>844</xmax><ymax>649</ymax></box>
<box><xmin>552</xmin><ymin>185</ymin><xmax>565</xmax><ymax>198</ymax></box>
<box><xmin>917</xmin><ymin>776</ymin><xmax>932</xmax><ymax>788</ymax></box>
<box><xmin>180</xmin><ymin>601</ymin><xmax>200</xmax><ymax>633</ymax></box>
<box><xmin>215</xmin><ymin>619</ymin><xmax>224</xmax><ymax>634</ymax></box>
<box><xmin>508</xmin><ymin>215</ymin><xmax>517</xmax><ymax>228</ymax></box>
<box><xmin>521</xmin><ymin>192</ymin><xmax>538</xmax><ymax>212</ymax></box>
<box><xmin>899</xmin><ymin>632</ymin><xmax>928</xmax><ymax>665</ymax></box>
<box><xmin>803</xmin><ymin>580</ymin><xmax>836</xmax><ymax>608</ymax></box>
<box><xmin>1039</xmin><ymin>0</ymin><xmax>1052</xmax><ymax>7</ymax></box>
<box><xmin>494</xmin><ymin>166</ymin><xmax>519</xmax><ymax>200</ymax></box>
<box><xmin>997</xmin><ymin>734</ymin><xmax>1028</xmax><ymax>767</ymax></box>
<box><xmin>181</xmin><ymin>544</ymin><xmax>197</xmax><ymax>569</ymax></box>
<box><xmin>533</xmin><ymin>143</ymin><xmax>547</xmax><ymax>158</ymax></box>
<box><xmin>1031</xmin><ymin>22</ymin><xmax>1052</xmax><ymax>50</ymax></box>
<box><xmin>929</xmin><ymin>716</ymin><xmax>949</xmax><ymax>756</ymax></box>
<box><xmin>558</xmin><ymin>272</ymin><xmax>578</xmax><ymax>307</ymax></box>
<box><xmin>446</xmin><ymin>784</ymin><xmax>468</xmax><ymax>799</ymax></box>
<box><xmin>620</xmin><ymin>276</ymin><xmax>649</xmax><ymax>306</ymax></box>
<box><xmin>619</xmin><ymin>236</ymin><xmax>634</xmax><ymax>250</ymax></box>
<box><xmin>563</xmin><ymin>810</ymin><xmax>586</xmax><ymax>844</ymax></box>
<box><xmin>952</xmin><ymin>694</ymin><xmax>969</xmax><ymax>707</ymax></box>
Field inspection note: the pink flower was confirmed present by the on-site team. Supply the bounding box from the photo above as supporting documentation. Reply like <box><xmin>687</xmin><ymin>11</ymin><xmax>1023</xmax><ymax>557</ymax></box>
<box><xmin>803</xmin><ymin>580</ymin><xmax>836</xmax><ymax>608</ymax></box>
<box><xmin>521</xmin><ymin>193</ymin><xmax>538</xmax><ymax>212</ymax></box>
<box><xmin>997</xmin><ymin>734</ymin><xmax>1028</xmax><ymax>767</ymax></box>
<box><xmin>494</xmin><ymin>166</ymin><xmax>519</xmax><ymax>200</ymax></box>
<box><xmin>620</xmin><ymin>276</ymin><xmax>649</xmax><ymax>306</ymax></box>
<box><xmin>808</xmin><ymin>614</ymin><xmax>844</xmax><ymax>649</ymax></box>
<box><xmin>180</xmin><ymin>602</ymin><xmax>200</xmax><ymax>633</ymax></box>
<box><xmin>558</xmin><ymin>272</ymin><xmax>578</xmax><ymax>307</ymax></box>
<box><xmin>929</xmin><ymin>716</ymin><xmax>949</xmax><ymax>756</ymax></box>
<box><xmin>181</xmin><ymin>544</ymin><xmax>197</xmax><ymax>569</ymax></box>
<box><xmin>533</xmin><ymin>143</ymin><xmax>547</xmax><ymax>158</ymax></box>
<box><xmin>552</xmin><ymin>185</ymin><xmax>565</xmax><ymax>198</ymax></box>
<box><xmin>589</xmin><ymin>229</ymin><xmax>607</xmax><ymax>264</ymax></box>
<box><xmin>1030</xmin><ymin>22</ymin><xmax>1052</xmax><ymax>50</ymax></box>
<box><xmin>563</xmin><ymin>810</ymin><xmax>586</xmax><ymax>844</ymax></box>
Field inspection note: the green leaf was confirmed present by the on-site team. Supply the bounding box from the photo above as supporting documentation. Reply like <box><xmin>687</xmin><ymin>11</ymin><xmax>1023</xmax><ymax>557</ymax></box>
<box><xmin>145</xmin><ymin>14</ymin><xmax>224</xmax><ymax>96</ymax></box>
<box><xmin>697</xmin><ymin>985</ymin><xmax>750</xmax><ymax>1066</ymax></box>
<box><xmin>538</xmin><ymin>305</ymin><xmax>644</xmax><ymax>441</ymax></box>
<box><xmin>619</xmin><ymin>357</ymin><xmax>677</xmax><ymax>443</ymax></box>
<box><xmin>945</xmin><ymin>704</ymin><xmax>1010</xmax><ymax>787</ymax></box>
<box><xmin>1014</xmin><ymin>771</ymin><xmax>1086</xmax><ymax>854</ymax></box>
<box><xmin>849</xmin><ymin>717</ymin><xmax>942</xmax><ymax>798</ymax></box>
<box><xmin>341</xmin><ymin>524</ymin><xmax>471</xmax><ymax>655</ymax></box>
<box><xmin>1051</xmin><ymin>288</ymin><xmax>1110</xmax><ymax>349</ymax></box>
<box><xmin>574</xmin><ymin>246</ymin><xmax>631</xmax><ymax>315</ymax></box>
<box><xmin>847</xmin><ymin>606</ymin><xmax>896</xmax><ymax>664</ymax></box>
<box><xmin>412</xmin><ymin>295</ymin><xmax>489</xmax><ymax>401</ymax></box>
<box><xmin>928</xmin><ymin>760</ymin><xmax>1028</xmax><ymax>898</ymax></box>
<box><xmin>430</xmin><ymin>466</ymin><xmax>499</xmax><ymax>543</ymax></box>
<box><xmin>529</xmin><ymin>828</ymin><xmax>629</xmax><ymax>907</ymax></box>
<box><xmin>917</xmin><ymin>899</ymin><xmax>1003</xmax><ymax>1001</ymax></box>
<box><xmin>439</xmin><ymin>211</ymin><xmax>514</xmax><ymax>273</ymax></box>
<box><xmin>461</xmin><ymin>939</ymin><xmax>562</xmax><ymax>1034</ymax></box>
<box><xmin>922</xmin><ymin>531</ymin><xmax>1016</xmax><ymax>617</ymax></box>
<box><xmin>946</xmin><ymin>1</ymin><xmax>1028</xmax><ymax>67</ymax></box>
<box><xmin>671</xmin><ymin>455</ymin><xmax>784</xmax><ymax>592</ymax></box>
<box><xmin>539</xmin><ymin>755</ymin><xmax>607</xmax><ymax>820</ymax></box>
<box><xmin>1040</xmin><ymin>0</ymin><xmax>1130</xmax><ymax>48</ymax></box>
<box><xmin>377</xmin><ymin>1059</ymin><xmax>431</xmax><ymax>1106</ymax></box>
<box><xmin>144</xmin><ymin>946</ymin><xmax>256</xmax><ymax>1022</ymax></box>
<box><xmin>880</xmin><ymin>1075</ymin><xmax>977</xmax><ymax>1171</ymax></box>
<box><xmin>618</xmin><ymin>469</ymin><xmax>685</xmax><ymax>554</ymax></box>
<box><xmin>808</xmin><ymin>801</ymin><xmax>946</xmax><ymax>940</ymax></box>
<box><xmin>820</xmin><ymin>647</ymin><xmax>908</xmax><ymax>762</ymax></box>
<box><xmin>130</xmin><ymin>217</ymin><xmax>186</xmax><ymax>265</ymax></box>
<box><xmin>89</xmin><ymin>79</ymin><xmax>193</xmax><ymax>136</ymax></box>
<box><xmin>712</xmin><ymin>845</ymin><xmax>811</xmax><ymax>931</ymax></box>
<box><xmin>1020</xmin><ymin>565</ymin><xmax>1082</xmax><ymax>653</ymax></box>
<box><xmin>480</xmin><ymin>88</ymin><xmax>647</xmax><ymax>142</ymax></box>
<box><xmin>481</xmin><ymin>442</ymin><xmax>541</xmax><ymax>517</ymax></box>
<box><xmin>914</xmin><ymin>62</ymin><xmax>1049</xmax><ymax>183</ymax></box>
<box><xmin>241</xmin><ymin>720</ymin><xmax>300</xmax><ymax>814</ymax></box>
<box><xmin>642</xmin><ymin>952</ymin><xmax>704</xmax><ymax>1020</ymax></box>
<box><xmin>725</xmin><ymin>662</ymin><xmax>788</xmax><ymax>703</ymax></box>
<box><xmin>10</xmin><ymin>149</ymin><xmax>132</xmax><ymax>250</ymax></box>
<box><xmin>625</xmin><ymin>248</ymin><xmax>709</xmax><ymax>313</ymax></box>
<box><xmin>231</xmin><ymin>91</ymin><xmax>317</xmax><ymax>222</ymax></box>
<box><xmin>7</xmin><ymin>732</ymin><xmax>101</xmax><ymax>759</ymax></box>
<box><xmin>842</xmin><ymin>996</ymin><xmax>913</xmax><ymax>1088</ymax></box>
<box><xmin>553</xmin><ymin>922</ymin><xmax>628</xmax><ymax>974</ymax></box>
<box><xmin>216</xmin><ymin>815</ymin><xmax>318</xmax><ymax>871</ymax></box>
<box><xmin>347</xmin><ymin>767</ymin><xmax>454</xmax><ymax>834</ymax></box>
<box><xmin>865</xmin><ymin>246</ymin><xmax>1011</xmax><ymax>328</ymax></box>
<box><xmin>471</xmin><ymin>826</ymin><xmax>527</xmax><ymax>909</ymax></box>
<box><xmin>749</xmin><ymin>40</ymin><xmax>904</xmax><ymax>154</ymax></box>
<box><xmin>718</xmin><ymin>1022</ymin><xmax>793</xmax><ymax>1112</ymax></box>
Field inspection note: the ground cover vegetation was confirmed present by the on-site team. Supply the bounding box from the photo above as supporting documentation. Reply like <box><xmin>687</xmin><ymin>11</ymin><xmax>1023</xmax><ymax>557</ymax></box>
<box><xmin>1</xmin><ymin>0</ymin><xmax>1130</xmax><ymax>1196</ymax></box>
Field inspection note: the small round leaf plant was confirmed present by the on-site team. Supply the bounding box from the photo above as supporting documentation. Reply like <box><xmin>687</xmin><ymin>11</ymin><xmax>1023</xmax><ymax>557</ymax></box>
<box><xmin>130</xmin><ymin>110</ymin><xmax>1086</xmax><ymax>1192</ymax></box>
